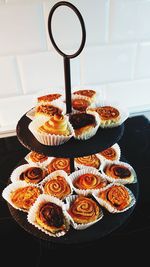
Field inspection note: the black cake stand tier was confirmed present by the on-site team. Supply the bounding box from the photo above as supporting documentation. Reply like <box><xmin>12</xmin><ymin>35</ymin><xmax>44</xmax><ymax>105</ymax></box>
<box><xmin>16</xmin><ymin>113</ymin><xmax>124</xmax><ymax>158</ymax></box>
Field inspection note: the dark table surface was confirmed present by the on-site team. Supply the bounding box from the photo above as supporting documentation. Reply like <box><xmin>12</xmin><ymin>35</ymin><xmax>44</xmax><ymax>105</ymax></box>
<box><xmin>1</xmin><ymin>115</ymin><xmax>150</xmax><ymax>265</ymax></box>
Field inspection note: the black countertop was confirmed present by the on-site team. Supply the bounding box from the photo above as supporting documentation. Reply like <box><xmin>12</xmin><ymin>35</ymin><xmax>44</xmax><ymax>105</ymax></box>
<box><xmin>0</xmin><ymin>115</ymin><xmax>150</xmax><ymax>265</ymax></box>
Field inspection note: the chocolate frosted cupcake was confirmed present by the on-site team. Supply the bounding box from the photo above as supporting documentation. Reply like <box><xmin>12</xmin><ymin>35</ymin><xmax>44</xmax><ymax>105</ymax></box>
<box><xmin>69</xmin><ymin>112</ymin><xmax>100</xmax><ymax>140</ymax></box>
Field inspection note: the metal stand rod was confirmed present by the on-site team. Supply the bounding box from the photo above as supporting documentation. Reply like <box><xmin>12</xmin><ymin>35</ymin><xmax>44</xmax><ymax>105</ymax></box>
<box><xmin>64</xmin><ymin>57</ymin><xmax>72</xmax><ymax>114</ymax></box>
<box><xmin>70</xmin><ymin>157</ymin><xmax>75</xmax><ymax>173</ymax></box>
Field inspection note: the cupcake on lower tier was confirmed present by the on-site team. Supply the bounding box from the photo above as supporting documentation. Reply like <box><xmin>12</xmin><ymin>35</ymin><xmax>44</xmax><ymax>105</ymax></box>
<box><xmin>10</xmin><ymin>164</ymin><xmax>48</xmax><ymax>184</ymax></box>
<box><xmin>2</xmin><ymin>181</ymin><xmax>41</xmax><ymax>212</ymax></box>
<box><xmin>69</xmin><ymin>167</ymin><xmax>108</xmax><ymax>195</ymax></box>
<box><xmin>65</xmin><ymin>195</ymin><xmax>103</xmax><ymax>230</ymax></box>
<box><xmin>75</xmin><ymin>154</ymin><xmax>101</xmax><ymax>170</ymax></box>
<box><xmin>29</xmin><ymin>114</ymin><xmax>74</xmax><ymax>146</ymax></box>
<box><xmin>25</xmin><ymin>151</ymin><xmax>51</xmax><ymax>167</ymax></box>
<box><xmin>27</xmin><ymin>194</ymin><xmax>70</xmax><ymax>237</ymax></box>
<box><xmin>101</xmin><ymin>161</ymin><xmax>137</xmax><ymax>184</ymax></box>
<box><xmin>93</xmin><ymin>183</ymin><xmax>136</xmax><ymax>213</ymax></box>
<box><xmin>46</xmin><ymin>157</ymin><xmax>70</xmax><ymax>175</ymax></box>
<box><xmin>97</xmin><ymin>143</ymin><xmax>121</xmax><ymax>162</ymax></box>
<box><xmin>69</xmin><ymin>112</ymin><xmax>100</xmax><ymax>140</ymax></box>
<box><xmin>41</xmin><ymin>170</ymin><xmax>72</xmax><ymax>200</ymax></box>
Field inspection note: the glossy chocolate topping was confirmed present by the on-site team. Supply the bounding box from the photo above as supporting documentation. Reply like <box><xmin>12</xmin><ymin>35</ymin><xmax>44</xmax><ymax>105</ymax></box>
<box><xmin>39</xmin><ymin>203</ymin><xmax>64</xmax><ymax>227</ymax></box>
<box><xmin>69</xmin><ymin>113</ymin><xmax>96</xmax><ymax>129</ymax></box>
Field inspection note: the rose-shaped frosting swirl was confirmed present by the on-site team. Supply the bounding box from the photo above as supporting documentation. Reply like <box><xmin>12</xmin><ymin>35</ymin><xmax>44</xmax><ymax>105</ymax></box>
<box><xmin>100</xmin><ymin>147</ymin><xmax>117</xmax><ymax>161</ymax></box>
<box><xmin>30</xmin><ymin>151</ymin><xmax>48</xmax><ymax>163</ymax></box>
<box><xmin>43</xmin><ymin>176</ymin><xmax>71</xmax><ymax>199</ymax></box>
<box><xmin>75</xmin><ymin>155</ymin><xmax>100</xmax><ymax>169</ymax></box>
<box><xmin>47</xmin><ymin>158</ymin><xmax>70</xmax><ymax>175</ymax></box>
<box><xmin>36</xmin><ymin>104</ymin><xmax>62</xmax><ymax>116</ymax></box>
<box><xmin>105</xmin><ymin>164</ymin><xmax>131</xmax><ymax>179</ymax></box>
<box><xmin>68</xmin><ymin>196</ymin><xmax>100</xmax><ymax>224</ymax></box>
<box><xmin>95</xmin><ymin>106</ymin><xmax>120</xmax><ymax>120</ymax></box>
<box><xmin>99</xmin><ymin>185</ymin><xmax>130</xmax><ymax>211</ymax></box>
<box><xmin>38</xmin><ymin>114</ymin><xmax>70</xmax><ymax>136</ymax></box>
<box><xmin>20</xmin><ymin>167</ymin><xmax>47</xmax><ymax>184</ymax></box>
<box><xmin>11</xmin><ymin>186</ymin><xmax>41</xmax><ymax>210</ymax></box>
<box><xmin>73</xmin><ymin>173</ymin><xmax>107</xmax><ymax>190</ymax></box>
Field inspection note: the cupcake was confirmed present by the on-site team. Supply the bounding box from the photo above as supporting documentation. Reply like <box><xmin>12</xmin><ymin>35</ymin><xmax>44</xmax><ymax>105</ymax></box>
<box><xmin>101</xmin><ymin>161</ymin><xmax>137</xmax><ymax>184</ymax></box>
<box><xmin>26</xmin><ymin>151</ymin><xmax>48</xmax><ymax>164</ymax></box>
<box><xmin>29</xmin><ymin>114</ymin><xmax>74</xmax><ymax>146</ymax></box>
<box><xmin>37</xmin><ymin>93</ymin><xmax>62</xmax><ymax>105</ymax></box>
<box><xmin>73</xmin><ymin>89</ymin><xmax>96</xmax><ymax>103</ymax></box>
<box><xmin>75</xmin><ymin>154</ymin><xmax>101</xmax><ymax>169</ymax></box>
<box><xmin>41</xmin><ymin>170</ymin><xmax>72</xmax><ymax>200</ymax></box>
<box><xmin>46</xmin><ymin>158</ymin><xmax>70</xmax><ymax>175</ymax></box>
<box><xmin>93</xmin><ymin>183</ymin><xmax>136</xmax><ymax>213</ymax></box>
<box><xmin>2</xmin><ymin>181</ymin><xmax>41</xmax><ymax>212</ymax></box>
<box><xmin>72</xmin><ymin>98</ymin><xmax>91</xmax><ymax>112</ymax></box>
<box><xmin>69</xmin><ymin>112</ymin><xmax>100</xmax><ymax>140</ymax></box>
<box><xmin>98</xmin><ymin>144</ymin><xmax>121</xmax><ymax>162</ymax></box>
<box><xmin>28</xmin><ymin>194</ymin><xmax>70</xmax><ymax>237</ymax></box>
<box><xmin>65</xmin><ymin>195</ymin><xmax>103</xmax><ymax>229</ymax></box>
<box><xmin>69</xmin><ymin>167</ymin><xmax>107</xmax><ymax>195</ymax></box>
<box><xmin>90</xmin><ymin>106</ymin><xmax>120</xmax><ymax>127</ymax></box>
<box><xmin>35</xmin><ymin>104</ymin><xmax>62</xmax><ymax>119</ymax></box>
<box><xmin>10</xmin><ymin>164</ymin><xmax>48</xmax><ymax>184</ymax></box>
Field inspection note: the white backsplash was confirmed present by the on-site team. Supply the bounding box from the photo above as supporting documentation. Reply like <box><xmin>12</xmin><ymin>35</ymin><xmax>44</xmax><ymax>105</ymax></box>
<box><xmin>0</xmin><ymin>0</ymin><xmax>150</xmax><ymax>135</ymax></box>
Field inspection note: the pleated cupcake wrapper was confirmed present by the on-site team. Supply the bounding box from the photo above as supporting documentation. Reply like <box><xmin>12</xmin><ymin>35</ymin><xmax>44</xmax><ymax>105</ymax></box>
<box><xmin>69</xmin><ymin>167</ymin><xmax>108</xmax><ymax>196</ymax></box>
<box><xmin>27</xmin><ymin>194</ymin><xmax>70</xmax><ymax>237</ymax></box>
<box><xmin>74</xmin><ymin>154</ymin><xmax>104</xmax><ymax>171</ymax></box>
<box><xmin>72</xmin><ymin>87</ymin><xmax>102</xmax><ymax>104</ymax></box>
<box><xmin>87</xmin><ymin>100</ymin><xmax>129</xmax><ymax>128</ymax></box>
<box><xmin>2</xmin><ymin>181</ymin><xmax>42</xmax><ymax>213</ymax></box>
<box><xmin>73</xmin><ymin>111</ymin><xmax>100</xmax><ymax>140</ymax></box>
<box><xmin>40</xmin><ymin>170</ymin><xmax>73</xmax><ymax>200</ymax></box>
<box><xmin>93</xmin><ymin>183</ymin><xmax>136</xmax><ymax>213</ymax></box>
<box><xmin>28</xmin><ymin>116</ymin><xmax>75</xmax><ymax>146</ymax></box>
<box><xmin>96</xmin><ymin>143</ymin><xmax>121</xmax><ymax>163</ymax></box>
<box><xmin>10</xmin><ymin>163</ymin><xmax>48</xmax><ymax>184</ymax></box>
<box><xmin>36</xmin><ymin>96</ymin><xmax>65</xmax><ymax>107</ymax></box>
<box><xmin>25</xmin><ymin>152</ymin><xmax>52</xmax><ymax>168</ymax></box>
<box><xmin>64</xmin><ymin>194</ymin><xmax>103</xmax><ymax>230</ymax></box>
<box><xmin>100</xmin><ymin>160</ymin><xmax>137</xmax><ymax>184</ymax></box>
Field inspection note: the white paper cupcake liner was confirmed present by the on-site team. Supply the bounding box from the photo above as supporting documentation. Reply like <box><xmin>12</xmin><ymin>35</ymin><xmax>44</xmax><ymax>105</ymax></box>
<box><xmin>74</xmin><ymin>154</ymin><xmax>104</xmax><ymax>171</ymax></box>
<box><xmin>93</xmin><ymin>183</ymin><xmax>136</xmax><ymax>213</ymax></box>
<box><xmin>27</xmin><ymin>194</ymin><xmax>70</xmax><ymax>237</ymax></box>
<box><xmin>96</xmin><ymin>143</ymin><xmax>121</xmax><ymax>163</ymax></box>
<box><xmin>40</xmin><ymin>170</ymin><xmax>73</xmax><ymax>200</ymax></box>
<box><xmin>87</xmin><ymin>100</ymin><xmax>129</xmax><ymax>128</ymax></box>
<box><xmin>2</xmin><ymin>181</ymin><xmax>42</xmax><ymax>212</ymax></box>
<box><xmin>64</xmin><ymin>194</ymin><xmax>103</xmax><ymax>230</ymax></box>
<box><xmin>73</xmin><ymin>111</ymin><xmax>100</xmax><ymax>140</ymax></box>
<box><xmin>69</xmin><ymin>167</ymin><xmax>108</xmax><ymax>196</ymax></box>
<box><xmin>100</xmin><ymin>160</ymin><xmax>137</xmax><ymax>184</ymax></box>
<box><xmin>28</xmin><ymin>116</ymin><xmax>75</xmax><ymax>146</ymax></box>
<box><xmin>72</xmin><ymin>87</ymin><xmax>102</xmax><ymax>104</ymax></box>
<box><xmin>10</xmin><ymin>164</ymin><xmax>48</xmax><ymax>184</ymax></box>
<box><xmin>25</xmin><ymin>152</ymin><xmax>52</xmax><ymax>168</ymax></box>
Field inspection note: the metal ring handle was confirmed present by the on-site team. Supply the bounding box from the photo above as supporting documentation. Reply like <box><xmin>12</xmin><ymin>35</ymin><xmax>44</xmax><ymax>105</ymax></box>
<box><xmin>48</xmin><ymin>1</ymin><xmax>86</xmax><ymax>59</ymax></box>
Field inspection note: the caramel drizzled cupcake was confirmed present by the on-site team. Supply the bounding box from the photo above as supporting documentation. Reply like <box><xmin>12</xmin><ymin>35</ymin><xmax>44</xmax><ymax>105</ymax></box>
<box><xmin>98</xmin><ymin>144</ymin><xmax>121</xmax><ymax>162</ymax></box>
<box><xmin>28</xmin><ymin>195</ymin><xmax>70</xmax><ymax>237</ymax></box>
<box><xmin>91</xmin><ymin>106</ymin><xmax>120</xmax><ymax>127</ymax></box>
<box><xmin>72</xmin><ymin>98</ymin><xmax>91</xmax><ymax>112</ymax></box>
<box><xmin>65</xmin><ymin>195</ymin><xmax>103</xmax><ymax>229</ymax></box>
<box><xmin>75</xmin><ymin>154</ymin><xmax>101</xmax><ymax>169</ymax></box>
<box><xmin>73</xmin><ymin>89</ymin><xmax>96</xmax><ymax>103</ymax></box>
<box><xmin>37</xmin><ymin>93</ymin><xmax>62</xmax><ymax>105</ymax></box>
<box><xmin>93</xmin><ymin>183</ymin><xmax>136</xmax><ymax>213</ymax></box>
<box><xmin>2</xmin><ymin>181</ymin><xmax>41</xmax><ymax>212</ymax></box>
<box><xmin>35</xmin><ymin>104</ymin><xmax>62</xmax><ymax>119</ymax></box>
<box><xmin>101</xmin><ymin>161</ymin><xmax>137</xmax><ymax>184</ymax></box>
<box><xmin>46</xmin><ymin>158</ymin><xmax>70</xmax><ymax>175</ymax></box>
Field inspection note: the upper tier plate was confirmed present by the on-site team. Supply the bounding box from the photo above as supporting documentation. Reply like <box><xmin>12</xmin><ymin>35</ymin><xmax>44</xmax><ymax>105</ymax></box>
<box><xmin>16</xmin><ymin>113</ymin><xmax>124</xmax><ymax>158</ymax></box>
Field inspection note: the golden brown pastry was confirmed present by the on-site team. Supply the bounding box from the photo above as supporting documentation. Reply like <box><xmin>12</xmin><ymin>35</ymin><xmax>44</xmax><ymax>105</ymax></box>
<box><xmin>75</xmin><ymin>155</ymin><xmax>100</xmax><ymax>169</ymax></box>
<box><xmin>20</xmin><ymin>167</ymin><xmax>47</xmax><ymax>184</ymax></box>
<box><xmin>36</xmin><ymin>202</ymin><xmax>68</xmax><ymax>234</ymax></box>
<box><xmin>43</xmin><ymin>175</ymin><xmax>71</xmax><ymax>199</ymax></box>
<box><xmin>47</xmin><ymin>158</ymin><xmax>70</xmax><ymax>175</ymax></box>
<box><xmin>29</xmin><ymin>151</ymin><xmax>48</xmax><ymax>163</ymax></box>
<box><xmin>72</xmin><ymin>99</ymin><xmax>90</xmax><ymax>112</ymax></box>
<box><xmin>68</xmin><ymin>196</ymin><xmax>100</xmax><ymax>224</ymax></box>
<box><xmin>11</xmin><ymin>186</ymin><xmax>41</xmax><ymax>211</ymax></box>
<box><xmin>99</xmin><ymin>147</ymin><xmax>117</xmax><ymax>161</ymax></box>
<box><xmin>90</xmin><ymin>106</ymin><xmax>120</xmax><ymax>126</ymax></box>
<box><xmin>69</xmin><ymin>113</ymin><xmax>96</xmax><ymax>137</ymax></box>
<box><xmin>35</xmin><ymin>104</ymin><xmax>62</xmax><ymax>118</ymax></box>
<box><xmin>73</xmin><ymin>173</ymin><xmax>107</xmax><ymax>190</ymax></box>
<box><xmin>37</xmin><ymin>93</ymin><xmax>61</xmax><ymax>104</ymax></box>
<box><xmin>98</xmin><ymin>185</ymin><xmax>131</xmax><ymax>211</ymax></box>
<box><xmin>38</xmin><ymin>114</ymin><xmax>70</xmax><ymax>136</ymax></box>
<box><xmin>104</xmin><ymin>163</ymin><xmax>133</xmax><ymax>181</ymax></box>
<box><xmin>73</xmin><ymin>89</ymin><xmax>96</xmax><ymax>102</ymax></box>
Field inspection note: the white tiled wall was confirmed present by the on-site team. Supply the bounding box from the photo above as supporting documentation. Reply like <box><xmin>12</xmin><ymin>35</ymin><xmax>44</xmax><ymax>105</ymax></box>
<box><xmin>0</xmin><ymin>0</ymin><xmax>150</xmax><ymax>135</ymax></box>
